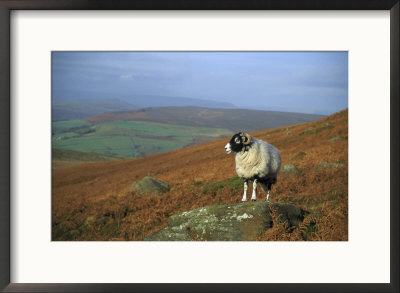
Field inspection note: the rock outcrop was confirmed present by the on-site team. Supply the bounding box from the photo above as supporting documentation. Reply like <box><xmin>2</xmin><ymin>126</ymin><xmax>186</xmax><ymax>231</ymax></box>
<box><xmin>129</xmin><ymin>176</ymin><xmax>170</xmax><ymax>195</ymax></box>
<box><xmin>144</xmin><ymin>202</ymin><xmax>308</xmax><ymax>241</ymax></box>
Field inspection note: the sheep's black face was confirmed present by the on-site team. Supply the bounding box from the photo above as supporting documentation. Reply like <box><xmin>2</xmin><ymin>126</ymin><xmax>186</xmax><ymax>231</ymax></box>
<box><xmin>224</xmin><ymin>132</ymin><xmax>251</xmax><ymax>154</ymax></box>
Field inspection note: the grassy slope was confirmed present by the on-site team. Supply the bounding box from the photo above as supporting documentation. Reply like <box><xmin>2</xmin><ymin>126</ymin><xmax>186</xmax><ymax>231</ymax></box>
<box><xmin>52</xmin><ymin>148</ymin><xmax>124</xmax><ymax>161</ymax></box>
<box><xmin>52</xmin><ymin>109</ymin><xmax>348</xmax><ymax>241</ymax></box>
<box><xmin>52</xmin><ymin>120</ymin><xmax>233</xmax><ymax>158</ymax></box>
<box><xmin>52</xmin><ymin>148</ymin><xmax>125</xmax><ymax>169</ymax></box>
<box><xmin>84</xmin><ymin>106</ymin><xmax>325</xmax><ymax>132</ymax></box>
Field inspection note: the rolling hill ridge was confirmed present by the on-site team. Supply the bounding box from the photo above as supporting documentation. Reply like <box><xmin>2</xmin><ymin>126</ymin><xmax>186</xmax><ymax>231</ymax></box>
<box><xmin>85</xmin><ymin>106</ymin><xmax>325</xmax><ymax>132</ymax></box>
<box><xmin>52</xmin><ymin>98</ymin><xmax>137</xmax><ymax>121</ymax></box>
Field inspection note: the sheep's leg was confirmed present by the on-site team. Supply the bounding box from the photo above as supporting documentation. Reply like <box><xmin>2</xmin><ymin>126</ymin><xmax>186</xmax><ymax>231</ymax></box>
<box><xmin>266</xmin><ymin>190</ymin><xmax>270</xmax><ymax>203</ymax></box>
<box><xmin>251</xmin><ymin>179</ymin><xmax>257</xmax><ymax>201</ymax></box>
<box><xmin>242</xmin><ymin>180</ymin><xmax>248</xmax><ymax>202</ymax></box>
<box><xmin>266</xmin><ymin>182</ymin><xmax>272</xmax><ymax>203</ymax></box>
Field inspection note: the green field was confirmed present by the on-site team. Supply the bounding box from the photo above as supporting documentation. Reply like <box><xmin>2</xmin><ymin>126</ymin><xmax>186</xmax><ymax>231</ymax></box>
<box><xmin>52</xmin><ymin>120</ymin><xmax>90</xmax><ymax>133</ymax></box>
<box><xmin>52</xmin><ymin>120</ymin><xmax>233</xmax><ymax>158</ymax></box>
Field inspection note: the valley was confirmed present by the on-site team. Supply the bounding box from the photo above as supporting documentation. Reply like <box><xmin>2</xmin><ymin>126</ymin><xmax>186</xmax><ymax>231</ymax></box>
<box><xmin>52</xmin><ymin>106</ymin><xmax>324</xmax><ymax>159</ymax></box>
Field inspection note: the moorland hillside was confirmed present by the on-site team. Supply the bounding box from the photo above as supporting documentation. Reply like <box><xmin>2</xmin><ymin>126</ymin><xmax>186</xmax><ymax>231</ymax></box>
<box><xmin>52</xmin><ymin>109</ymin><xmax>348</xmax><ymax>241</ymax></box>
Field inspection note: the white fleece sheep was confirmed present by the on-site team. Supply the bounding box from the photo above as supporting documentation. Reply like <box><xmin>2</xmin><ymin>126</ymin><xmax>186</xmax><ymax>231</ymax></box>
<box><xmin>224</xmin><ymin>132</ymin><xmax>281</xmax><ymax>202</ymax></box>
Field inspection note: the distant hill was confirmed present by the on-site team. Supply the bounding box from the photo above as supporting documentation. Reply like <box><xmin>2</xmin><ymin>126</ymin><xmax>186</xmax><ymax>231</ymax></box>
<box><xmin>85</xmin><ymin>106</ymin><xmax>325</xmax><ymax>132</ymax></box>
<box><xmin>53</xmin><ymin>91</ymin><xmax>236</xmax><ymax>110</ymax></box>
<box><xmin>52</xmin><ymin>99</ymin><xmax>136</xmax><ymax>121</ymax></box>
<box><xmin>120</xmin><ymin>95</ymin><xmax>236</xmax><ymax>109</ymax></box>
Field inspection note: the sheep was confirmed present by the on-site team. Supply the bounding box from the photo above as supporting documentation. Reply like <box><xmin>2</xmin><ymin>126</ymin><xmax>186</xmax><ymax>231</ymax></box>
<box><xmin>224</xmin><ymin>132</ymin><xmax>281</xmax><ymax>203</ymax></box>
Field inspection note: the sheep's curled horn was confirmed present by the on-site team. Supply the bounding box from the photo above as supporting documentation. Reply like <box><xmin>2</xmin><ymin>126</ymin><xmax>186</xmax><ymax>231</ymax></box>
<box><xmin>240</xmin><ymin>132</ymin><xmax>252</xmax><ymax>145</ymax></box>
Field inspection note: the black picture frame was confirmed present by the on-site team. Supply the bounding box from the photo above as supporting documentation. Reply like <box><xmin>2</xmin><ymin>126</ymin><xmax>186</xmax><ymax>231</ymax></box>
<box><xmin>0</xmin><ymin>1</ymin><xmax>399</xmax><ymax>292</ymax></box>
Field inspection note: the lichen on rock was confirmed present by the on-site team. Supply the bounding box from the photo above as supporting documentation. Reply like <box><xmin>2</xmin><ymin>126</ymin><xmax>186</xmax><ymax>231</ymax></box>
<box><xmin>143</xmin><ymin>202</ymin><xmax>308</xmax><ymax>241</ymax></box>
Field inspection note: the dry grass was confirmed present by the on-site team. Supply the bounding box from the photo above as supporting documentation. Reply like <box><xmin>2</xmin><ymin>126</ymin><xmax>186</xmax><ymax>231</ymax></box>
<box><xmin>52</xmin><ymin>109</ymin><xmax>348</xmax><ymax>241</ymax></box>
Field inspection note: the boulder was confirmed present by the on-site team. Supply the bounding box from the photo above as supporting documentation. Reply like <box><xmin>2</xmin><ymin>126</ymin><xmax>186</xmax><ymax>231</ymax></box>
<box><xmin>280</xmin><ymin>164</ymin><xmax>302</xmax><ymax>176</ymax></box>
<box><xmin>329</xmin><ymin>136</ymin><xmax>345</xmax><ymax>143</ymax></box>
<box><xmin>314</xmin><ymin>162</ymin><xmax>345</xmax><ymax>170</ymax></box>
<box><xmin>289</xmin><ymin>151</ymin><xmax>307</xmax><ymax>161</ymax></box>
<box><xmin>129</xmin><ymin>176</ymin><xmax>170</xmax><ymax>195</ymax></box>
<box><xmin>301</xmin><ymin>127</ymin><xmax>314</xmax><ymax>135</ymax></box>
<box><xmin>143</xmin><ymin>202</ymin><xmax>308</xmax><ymax>241</ymax></box>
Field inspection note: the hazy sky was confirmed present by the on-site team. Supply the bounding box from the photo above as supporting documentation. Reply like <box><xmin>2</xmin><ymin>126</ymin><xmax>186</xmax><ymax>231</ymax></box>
<box><xmin>52</xmin><ymin>51</ymin><xmax>348</xmax><ymax>115</ymax></box>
